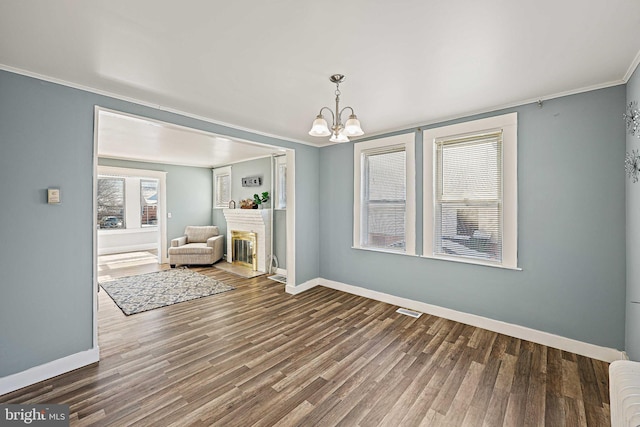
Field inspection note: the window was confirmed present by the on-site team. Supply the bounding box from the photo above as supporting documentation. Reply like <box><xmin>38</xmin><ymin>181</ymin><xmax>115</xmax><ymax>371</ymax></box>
<box><xmin>354</xmin><ymin>134</ymin><xmax>415</xmax><ymax>254</ymax></box>
<box><xmin>97</xmin><ymin>177</ymin><xmax>125</xmax><ymax>229</ymax></box>
<box><xmin>275</xmin><ymin>155</ymin><xmax>287</xmax><ymax>209</ymax></box>
<box><xmin>213</xmin><ymin>166</ymin><xmax>232</xmax><ymax>208</ymax></box>
<box><xmin>424</xmin><ymin>113</ymin><xmax>518</xmax><ymax>268</ymax></box>
<box><xmin>140</xmin><ymin>179</ymin><xmax>159</xmax><ymax>226</ymax></box>
<box><xmin>435</xmin><ymin>132</ymin><xmax>502</xmax><ymax>261</ymax></box>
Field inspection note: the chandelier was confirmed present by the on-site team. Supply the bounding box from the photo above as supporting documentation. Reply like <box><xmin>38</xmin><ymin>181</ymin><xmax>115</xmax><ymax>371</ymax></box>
<box><xmin>308</xmin><ymin>74</ymin><xmax>364</xmax><ymax>143</ymax></box>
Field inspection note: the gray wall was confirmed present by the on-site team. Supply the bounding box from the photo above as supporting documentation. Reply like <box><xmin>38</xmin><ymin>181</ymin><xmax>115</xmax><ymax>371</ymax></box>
<box><xmin>98</xmin><ymin>158</ymin><xmax>213</xmax><ymax>243</ymax></box>
<box><xmin>627</xmin><ymin>65</ymin><xmax>640</xmax><ymax>360</ymax></box>
<box><xmin>319</xmin><ymin>86</ymin><xmax>627</xmax><ymax>350</ymax></box>
<box><xmin>1</xmin><ymin>64</ymin><xmax>625</xmax><ymax>382</ymax></box>
<box><xmin>0</xmin><ymin>71</ymin><xmax>94</xmax><ymax>376</ymax></box>
<box><xmin>212</xmin><ymin>156</ymin><xmax>287</xmax><ymax>268</ymax></box>
<box><xmin>231</xmin><ymin>157</ymin><xmax>271</xmax><ymax>205</ymax></box>
<box><xmin>0</xmin><ymin>69</ymin><xmax>319</xmax><ymax>377</ymax></box>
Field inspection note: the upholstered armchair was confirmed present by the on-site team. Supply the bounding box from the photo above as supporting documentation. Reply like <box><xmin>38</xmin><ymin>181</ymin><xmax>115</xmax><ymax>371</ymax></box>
<box><xmin>168</xmin><ymin>226</ymin><xmax>224</xmax><ymax>267</ymax></box>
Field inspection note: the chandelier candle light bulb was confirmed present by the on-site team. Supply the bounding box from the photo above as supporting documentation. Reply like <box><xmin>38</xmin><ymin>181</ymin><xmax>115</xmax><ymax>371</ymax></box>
<box><xmin>308</xmin><ymin>74</ymin><xmax>364</xmax><ymax>143</ymax></box>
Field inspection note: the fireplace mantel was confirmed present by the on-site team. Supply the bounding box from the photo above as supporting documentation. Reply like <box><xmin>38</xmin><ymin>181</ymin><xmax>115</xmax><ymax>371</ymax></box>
<box><xmin>223</xmin><ymin>209</ymin><xmax>271</xmax><ymax>272</ymax></box>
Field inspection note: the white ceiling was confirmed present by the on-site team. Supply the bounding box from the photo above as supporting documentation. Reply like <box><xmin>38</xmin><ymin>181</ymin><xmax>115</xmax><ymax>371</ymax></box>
<box><xmin>97</xmin><ymin>109</ymin><xmax>284</xmax><ymax>168</ymax></box>
<box><xmin>1</xmin><ymin>1</ymin><xmax>640</xmax><ymax>147</ymax></box>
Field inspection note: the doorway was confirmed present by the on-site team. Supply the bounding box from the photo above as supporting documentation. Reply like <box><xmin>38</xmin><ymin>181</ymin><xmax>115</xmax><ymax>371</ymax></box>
<box><xmin>92</xmin><ymin>106</ymin><xmax>296</xmax><ymax>353</ymax></box>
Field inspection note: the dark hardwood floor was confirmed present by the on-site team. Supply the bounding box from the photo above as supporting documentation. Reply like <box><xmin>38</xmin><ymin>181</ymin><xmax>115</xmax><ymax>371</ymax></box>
<box><xmin>0</xmin><ymin>254</ymin><xmax>611</xmax><ymax>426</ymax></box>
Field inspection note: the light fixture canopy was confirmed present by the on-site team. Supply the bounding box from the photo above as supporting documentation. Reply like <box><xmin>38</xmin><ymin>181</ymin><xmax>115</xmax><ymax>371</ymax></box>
<box><xmin>308</xmin><ymin>74</ymin><xmax>364</xmax><ymax>142</ymax></box>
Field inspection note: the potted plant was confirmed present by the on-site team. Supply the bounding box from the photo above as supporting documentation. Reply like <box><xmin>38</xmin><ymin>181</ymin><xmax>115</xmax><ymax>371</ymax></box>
<box><xmin>253</xmin><ymin>191</ymin><xmax>269</xmax><ymax>208</ymax></box>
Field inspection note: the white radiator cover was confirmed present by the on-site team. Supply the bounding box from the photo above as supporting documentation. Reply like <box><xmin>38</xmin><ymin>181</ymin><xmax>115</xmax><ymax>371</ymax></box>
<box><xmin>610</xmin><ymin>360</ymin><xmax>640</xmax><ymax>427</ymax></box>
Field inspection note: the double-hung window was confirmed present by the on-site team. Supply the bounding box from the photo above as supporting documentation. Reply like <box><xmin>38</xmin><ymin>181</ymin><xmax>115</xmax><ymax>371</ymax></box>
<box><xmin>274</xmin><ymin>155</ymin><xmax>287</xmax><ymax>209</ymax></box>
<box><xmin>354</xmin><ymin>134</ymin><xmax>415</xmax><ymax>255</ymax></box>
<box><xmin>140</xmin><ymin>179</ymin><xmax>159</xmax><ymax>226</ymax></box>
<box><xmin>213</xmin><ymin>166</ymin><xmax>232</xmax><ymax>209</ymax></box>
<box><xmin>424</xmin><ymin>113</ymin><xmax>518</xmax><ymax>268</ymax></box>
<box><xmin>97</xmin><ymin>176</ymin><xmax>126</xmax><ymax>229</ymax></box>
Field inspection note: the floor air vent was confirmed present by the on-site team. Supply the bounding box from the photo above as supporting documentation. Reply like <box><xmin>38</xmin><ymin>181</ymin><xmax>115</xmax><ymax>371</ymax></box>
<box><xmin>268</xmin><ymin>275</ymin><xmax>287</xmax><ymax>284</ymax></box>
<box><xmin>396</xmin><ymin>308</ymin><xmax>422</xmax><ymax>318</ymax></box>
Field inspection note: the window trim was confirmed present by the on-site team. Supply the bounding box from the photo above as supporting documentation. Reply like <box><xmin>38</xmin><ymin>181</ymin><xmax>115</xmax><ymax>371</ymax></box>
<box><xmin>140</xmin><ymin>178</ymin><xmax>159</xmax><ymax>228</ymax></box>
<box><xmin>95</xmin><ymin>164</ymin><xmax>168</xmax><ymax>264</ymax></box>
<box><xmin>423</xmin><ymin>113</ymin><xmax>519</xmax><ymax>269</ymax></box>
<box><xmin>213</xmin><ymin>166</ymin><xmax>232</xmax><ymax>209</ymax></box>
<box><xmin>274</xmin><ymin>155</ymin><xmax>287</xmax><ymax>210</ymax></box>
<box><xmin>97</xmin><ymin>176</ymin><xmax>126</xmax><ymax>230</ymax></box>
<box><xmin>353</xmin><ymin>133</ymin><xmax>416</xmax><ymax>255</ymax></box>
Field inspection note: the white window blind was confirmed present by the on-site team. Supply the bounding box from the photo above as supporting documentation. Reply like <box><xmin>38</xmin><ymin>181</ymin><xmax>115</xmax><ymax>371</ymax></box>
<box><xmin>434</xmin><ymin>131</ymin><xmax>503</xmax><ymax>262</ymax></box>
<box><xmin>361</xmin><ymin>145</ymin><xmax>407</xmax><ymax>251</ymax></box>
<box><xmin>213</xmin><ymin>167</ymin><xmax>231</xmax><ymax>208</ymax></box>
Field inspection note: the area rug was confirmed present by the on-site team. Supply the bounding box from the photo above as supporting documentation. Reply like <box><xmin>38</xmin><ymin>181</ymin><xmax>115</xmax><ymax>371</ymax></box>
<box><xmin>99</xmin><ymin>269</ymin><xmax>235</xmax><ymax>315</ymax></box>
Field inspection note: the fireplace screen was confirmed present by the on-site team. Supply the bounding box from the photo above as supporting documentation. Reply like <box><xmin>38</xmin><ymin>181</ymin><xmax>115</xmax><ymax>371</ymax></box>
<box><xmin>231</xmin><ymin>230</ymin><xmax>257</xmax><ymax>270</ymax></box>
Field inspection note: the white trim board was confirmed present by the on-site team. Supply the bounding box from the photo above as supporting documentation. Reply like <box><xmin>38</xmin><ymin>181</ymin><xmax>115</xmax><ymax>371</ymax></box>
<box><xmin>97</xmin><ymin>243</ymin><xmax>158</xmax><ymax>256</ymax></box>
<box><xmin>285</xmin><ymin>278</ymin><xmax>320</xmax><ymax>295</ymax></box>
<box><xmin>290</xmin><ymin>277</ymin><xmax>626</xmax><ymax>363</ymax></box>
<box><xmin>0</xmin><ymin>347</ymin><xmax>99</xmax><ymax>396</ymax></box>
<box><xmin>0</xmin><ymin>64</ymin><xmax>314</xmax><ymax>148</ymax></box>
<box><xmin>623</xmin><ymin>48</ymin><xmax>640</xmax><ymax>82</ymax></box>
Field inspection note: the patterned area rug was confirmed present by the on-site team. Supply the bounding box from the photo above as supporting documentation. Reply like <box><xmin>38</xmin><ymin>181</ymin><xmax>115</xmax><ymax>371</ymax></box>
<box><xmin>100</xmin><ymin>269</ymin><xmax>235</xmax><ymax>315</ymax></box>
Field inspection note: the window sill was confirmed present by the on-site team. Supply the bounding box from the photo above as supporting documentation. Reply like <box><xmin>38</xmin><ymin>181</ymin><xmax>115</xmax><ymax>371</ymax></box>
<box><xmin>350</xmin><ymin>246</ymin><xmax>521</xmax><ymax>270</ymax></box>
<box><xmin>98</xmin><ymin>227</ymin><xmax>158</xmax><ymax>235</ymax></box>
<box><xmin>351</xmin><ymin>246</ymin><xmax>419</xmax><ymax>257</ymax></box>
<box><xmin>420</xmin><ymin>254</ymin><xmax>522</xmax><ymax>271</ymax></box>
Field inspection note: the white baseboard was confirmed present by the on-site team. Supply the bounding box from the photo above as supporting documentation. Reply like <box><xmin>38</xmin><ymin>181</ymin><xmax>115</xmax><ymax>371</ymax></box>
<box><xmin>312</xmin><ymin>278</ymin><xmax>625</xmax><ymax>363</ymax></box>
<box><xmin>97</xmin><ymin>244</ymin><xmax>157</xmax><ymax>256</ymax></box>
<box><xmin>0</xmin><ymin>347</ymin><xmax>100</xmax><ymax>396</ymax></box>
<box><xmin>275</xmin><ymin>267</ymin><xmax>287</xmax><ymax>276</ymax></box>
<box><xmin>285</xmin><ymin>278</ymin><xmax>319</xmax><ymax>295</ymax></box>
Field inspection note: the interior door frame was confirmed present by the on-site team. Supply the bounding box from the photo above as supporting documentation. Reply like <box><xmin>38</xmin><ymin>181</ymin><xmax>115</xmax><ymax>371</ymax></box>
<box><xmin>91</xmin><ymin>105</ymin><xmax>296</xmax><ymax>356</ymax></box>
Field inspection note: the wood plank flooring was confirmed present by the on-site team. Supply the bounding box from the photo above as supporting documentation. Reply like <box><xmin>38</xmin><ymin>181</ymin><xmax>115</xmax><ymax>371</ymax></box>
<box><xmin>0</xmin><ymin>257</ymin><xmax>611</xmax><ymax>426</ymax></box>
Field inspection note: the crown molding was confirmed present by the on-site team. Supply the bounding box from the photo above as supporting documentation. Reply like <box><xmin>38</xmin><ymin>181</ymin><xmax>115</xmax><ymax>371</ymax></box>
<box><xmin>0</xmin><ymin>64</ymin><xmax>319</xmax><ymax>148</ymax></box>
<box><xmin>623</xmin><ymin>48</ymin><xmax>640</xmax><ymax>82</ymax></box>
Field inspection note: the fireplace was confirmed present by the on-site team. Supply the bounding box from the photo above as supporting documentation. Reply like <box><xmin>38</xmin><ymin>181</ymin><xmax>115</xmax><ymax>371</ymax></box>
<box><xmin>222</xmin><ymin>209</ymin><xmax>271</xmax><ymax>273</ymax></box>
<box><xmin>231</xmin><ymin>230</ymin><xmax>257</xmax><ymax>270</ymax></box>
